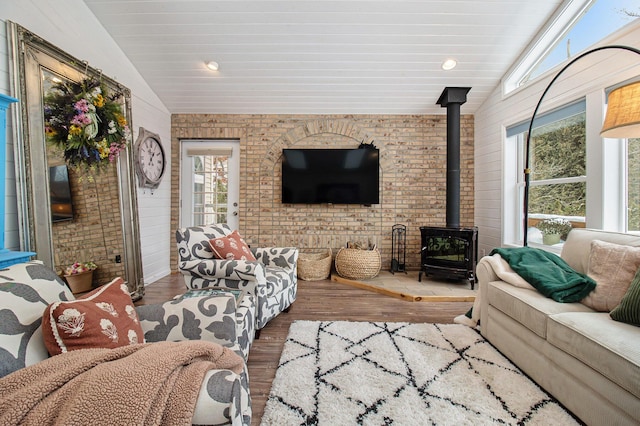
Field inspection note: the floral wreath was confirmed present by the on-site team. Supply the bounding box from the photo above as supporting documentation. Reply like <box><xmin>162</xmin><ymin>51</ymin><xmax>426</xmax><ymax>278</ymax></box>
<box><xmin>44</xmin><ymin>78</ymin><xmax>131</xmax><ymax>172</ymax></box>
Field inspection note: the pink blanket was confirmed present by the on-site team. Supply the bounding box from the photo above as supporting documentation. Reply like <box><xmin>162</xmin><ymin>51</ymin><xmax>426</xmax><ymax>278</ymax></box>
<box><xmin>0</xmin><ymin>341</ymin><xmax>244</xmax><ymax>425</ymax></box>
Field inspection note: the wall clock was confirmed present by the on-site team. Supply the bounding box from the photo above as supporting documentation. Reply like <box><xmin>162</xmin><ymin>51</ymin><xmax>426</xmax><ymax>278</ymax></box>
<box><xmin>134</xmin><ymin>127</ymin><xmax>165</xmax><ymax>190</ymax></box>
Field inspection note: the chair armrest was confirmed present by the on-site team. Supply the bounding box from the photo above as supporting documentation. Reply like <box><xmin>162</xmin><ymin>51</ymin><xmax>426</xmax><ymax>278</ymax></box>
<box><xmin>192</xmin><ymin>367</ymin><xmax>249</xmax><ymax>426</ymax></box>
<box><xmin>135</xmin><ymin>294</ymin><xmax>238</xmax><ymax>348</ymax></box>
<box><xmin>179</xmin><ymin>258</ymin><xmax>266</xmax><ymax>282</ymax></box>
<box><xmin>252</xmin><ymin>247</ymin><xmax>299</xmax><ymax>270</ymax></box>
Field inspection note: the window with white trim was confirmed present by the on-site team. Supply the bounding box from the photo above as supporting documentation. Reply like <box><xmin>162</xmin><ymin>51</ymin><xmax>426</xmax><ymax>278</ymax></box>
<box><xmin>507</xmin><ymin>100</ymin><xmax>587</xmax><ymax>245</ymax></box>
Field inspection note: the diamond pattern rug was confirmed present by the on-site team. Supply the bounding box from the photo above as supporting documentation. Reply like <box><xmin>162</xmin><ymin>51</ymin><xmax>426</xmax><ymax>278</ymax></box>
<box><xmin>260</xmin><ymin>321</ymin><xmax>580</xmax><ymax>425</ymax></box>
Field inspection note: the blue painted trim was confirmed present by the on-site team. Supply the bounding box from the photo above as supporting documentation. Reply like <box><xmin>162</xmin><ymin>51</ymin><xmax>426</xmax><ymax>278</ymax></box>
<box><xmin>0</xmin><ymin>251</ymin><xmax>37</xmax><ymax>268</ymax></box>
<box><xmin>0</xmin><ymin>93</ymin><xmax>18</xmax><ymax>251</ymax></box>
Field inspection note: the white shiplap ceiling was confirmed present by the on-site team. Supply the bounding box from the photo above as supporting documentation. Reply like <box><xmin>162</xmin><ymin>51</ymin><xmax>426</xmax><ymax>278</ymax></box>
<box><xmin>83</xmin><ymin>0</ymin><xmax>564</xmax><ymax>114</ymax></box>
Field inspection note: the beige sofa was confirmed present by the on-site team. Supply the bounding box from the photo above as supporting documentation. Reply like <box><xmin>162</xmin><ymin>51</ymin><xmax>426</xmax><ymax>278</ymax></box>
<box><xmin>475</xmin><ymin>229</ymin><xmax>640</xmax><ymax>426</ymax></box>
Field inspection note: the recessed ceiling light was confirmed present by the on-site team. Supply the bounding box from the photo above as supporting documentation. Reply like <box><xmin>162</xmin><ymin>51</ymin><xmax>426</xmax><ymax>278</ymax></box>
<box><xmin>206</xmin><ymin>61</ymin><xmax>219</xmax><ymax>71</ymax></box>
<box><xmin>441</xmin><ymin>59</ymin><xmax>457</xmax><ymax>71</ymax></box>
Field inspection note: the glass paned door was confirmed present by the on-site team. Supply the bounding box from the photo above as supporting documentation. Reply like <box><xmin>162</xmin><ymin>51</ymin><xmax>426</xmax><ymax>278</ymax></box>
<box><xmin>180</xmin><ymin>140</ymin><xmax>239</xmax><ymax>229</ymax></box>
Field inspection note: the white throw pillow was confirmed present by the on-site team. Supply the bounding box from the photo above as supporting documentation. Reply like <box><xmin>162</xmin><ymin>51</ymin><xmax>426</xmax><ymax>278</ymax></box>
<box><xmin>583</xmin><ymin>240</ymin><xmax>640</xmax><ymax>311</ymax></box>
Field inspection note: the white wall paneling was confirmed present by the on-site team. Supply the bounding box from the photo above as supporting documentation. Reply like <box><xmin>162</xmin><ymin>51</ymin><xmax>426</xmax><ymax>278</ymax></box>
<box><xmin>474</xmin><ymin>20</ymin><xmax>640</xmax><ymax>255</ymax></box>
<box><xmin>0</xmin><ymin>1</ymin><xmax>172</xmax><ymax>285</ymax></box>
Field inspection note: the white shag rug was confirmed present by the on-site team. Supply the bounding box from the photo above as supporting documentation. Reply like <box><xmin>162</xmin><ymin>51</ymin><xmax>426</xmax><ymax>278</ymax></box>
<box><xmin>260</xmin><ymin>321</ymin><xmax>580</xmax><ymax>425</ymax></box>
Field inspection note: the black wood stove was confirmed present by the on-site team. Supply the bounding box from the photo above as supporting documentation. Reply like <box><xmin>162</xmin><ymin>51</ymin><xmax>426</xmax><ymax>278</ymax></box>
<box><xmin>417</xmin><ymin>87</ymin><xmax>478</xmax><ymax>289</ymax></box>
<box><xmin>418</xmin><ymin>226</ymin><xmax>478</xmax><ymax>289</ymax></box>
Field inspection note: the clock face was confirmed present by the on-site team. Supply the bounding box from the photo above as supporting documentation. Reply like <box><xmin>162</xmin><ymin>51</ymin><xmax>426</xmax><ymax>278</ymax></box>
<box><xmin>139</xmin><ymin>137</ymin><xmax>165</xmax><ymax>182</ymax></box>
<box><xmin>134</xmin><ymin>128</ymin><xmax>166</xmax><ymax>189</ymax></box>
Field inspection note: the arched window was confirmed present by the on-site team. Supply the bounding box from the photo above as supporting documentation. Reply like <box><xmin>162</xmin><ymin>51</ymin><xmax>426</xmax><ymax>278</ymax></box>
<box><xmin>504</xmin><ymin>0</ymin><xmax>638</xmax><ymax>94</ymax></box>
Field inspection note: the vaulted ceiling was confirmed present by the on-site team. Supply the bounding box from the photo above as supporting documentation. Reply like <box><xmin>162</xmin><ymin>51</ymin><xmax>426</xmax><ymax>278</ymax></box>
<box><xmin>84</xmin><ymin>0</ymin><xmax>564</xmax><ymax>114</ymax></box>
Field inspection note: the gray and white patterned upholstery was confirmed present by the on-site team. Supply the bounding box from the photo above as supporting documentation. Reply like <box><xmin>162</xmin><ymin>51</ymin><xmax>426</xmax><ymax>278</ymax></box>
<box><xmin>136</xmin><ymin>294</ymin><xmax>254</xmax><ymax>425</ymax></box>
<box><xmin>0</xmin><ymin>261</ymin><xmax>251</xmax><ymax>426</ymax></box>
<box><xmin>136</xmin><ymin>291</ymin><xmax>256</xmax><ymax>360</ymax></box>
<box><xmin>176</xmin><ymin>224</ymin><xmax>298</xmax><ymax>330</ymax></box>
<box><xmin>0</xmin><ymin>260</ymin><xmax>74</xmax><ymax>378</ymax></box>
<box><xmin>193</xmin><ymin>368</ymin><xmax>249</xmax><ymax>426</ymax></box>
<box><xmin>235</xmin><ymin>293</ymin><xmax>256</xmax><ymax>358</ymax></box>
<box><xmin>137</xmin><ymin>294</ymin><xmax>237</xmax><ymax>347</ymax></box>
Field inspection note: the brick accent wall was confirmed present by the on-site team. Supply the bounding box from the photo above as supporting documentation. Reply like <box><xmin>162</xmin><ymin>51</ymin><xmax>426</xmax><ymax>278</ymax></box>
<box><xmin>171</xmin><ymin>115</ymin><xmax>474</xmax><ymax>272</ymax></box>
<box><xmin>50</xmin><ymin>162</ymin><xmax>126</xmax><ymax>286</ymax></box>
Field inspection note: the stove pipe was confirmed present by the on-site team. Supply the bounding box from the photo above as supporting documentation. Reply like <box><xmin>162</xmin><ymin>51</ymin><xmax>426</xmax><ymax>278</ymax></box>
<box><xmin>436</xmin><ymin>87</ymin><xmax>471</xmax><ymax>229</ymax></box>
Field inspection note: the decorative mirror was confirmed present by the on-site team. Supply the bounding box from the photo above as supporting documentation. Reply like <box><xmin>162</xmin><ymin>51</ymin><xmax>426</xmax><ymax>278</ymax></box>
<box><xmin>7</xmin><ymin>22</ymin><xmax>144</xmax><ymax>300</ymax></box>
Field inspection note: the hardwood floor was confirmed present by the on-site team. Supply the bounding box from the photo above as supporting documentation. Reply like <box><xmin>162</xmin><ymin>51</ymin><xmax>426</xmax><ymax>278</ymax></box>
<box><xmin>137</xmin><ymin>273</ymin><xmax>473</xmax><ymax>425</ymax></box>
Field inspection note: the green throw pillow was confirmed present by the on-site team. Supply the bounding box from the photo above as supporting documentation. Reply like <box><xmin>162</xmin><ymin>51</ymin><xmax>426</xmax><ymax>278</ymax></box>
<box><xmin>610</xmin><ymin>267</ymin><xmax>640</xmax><ymax>326</ymax></box>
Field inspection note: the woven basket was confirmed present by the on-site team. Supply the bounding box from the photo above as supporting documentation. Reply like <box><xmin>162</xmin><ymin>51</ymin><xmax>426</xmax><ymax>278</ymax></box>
<box><xmin>297</xmin><ymin>248</ymin><xmax>332</xmax><ymax>281</ymax></box>
<box><xmin>335</xmin><ymin>247</ymin><xmax>381</xmax><ymax>280</ymax></box>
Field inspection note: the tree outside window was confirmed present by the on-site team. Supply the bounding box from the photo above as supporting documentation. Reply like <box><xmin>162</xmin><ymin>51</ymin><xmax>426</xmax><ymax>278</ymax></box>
<box><xmin>528</xmin><ymin>112</ymin><xmax>587</xmax><ymax>219</ymax></box>
<box><xmin>628</xmin><ymin>138</ymin><xmax>640</xmax><ymax>231</ymax></box>
<box><xmin>508</xmin><ymin>101</ymin><xmax>587</xmax><ymax>245</ymax></box>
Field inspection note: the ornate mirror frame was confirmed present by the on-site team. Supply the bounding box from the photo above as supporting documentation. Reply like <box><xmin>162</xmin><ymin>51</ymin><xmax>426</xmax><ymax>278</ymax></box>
<box><xmin>6</xmin><ymin>22</ymin><xmax>144</xmax><ymax>300</ymax></box>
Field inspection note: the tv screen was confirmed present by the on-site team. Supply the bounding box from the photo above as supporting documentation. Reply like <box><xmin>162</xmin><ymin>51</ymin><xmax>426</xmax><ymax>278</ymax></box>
<box><xmin>49</xmin><ymin>165</ymin><xmax>74</xmax><ymax>222</ymax></box>
<box><xmin>282</xmin><ymin>148</ymin><xmax>379</xmax><ymax>204</ymax></box>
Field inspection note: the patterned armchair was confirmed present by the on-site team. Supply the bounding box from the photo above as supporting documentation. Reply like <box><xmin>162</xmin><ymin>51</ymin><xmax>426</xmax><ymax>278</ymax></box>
<box><xmin>0</xmin><ymin>260</ymin><xmax>252</xmax><ymax>425</ymax></box>
<box><xmin>176</xmin><ymin>224</ymin><xmax>298</xmax><ymax>330</ymax></box>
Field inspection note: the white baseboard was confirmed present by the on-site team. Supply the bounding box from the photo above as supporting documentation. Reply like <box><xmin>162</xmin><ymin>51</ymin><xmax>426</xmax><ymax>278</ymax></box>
<box><xmin>143</xmin><ymin>268</ymin><xmax>171</xmax><ymax>286</ymax></box>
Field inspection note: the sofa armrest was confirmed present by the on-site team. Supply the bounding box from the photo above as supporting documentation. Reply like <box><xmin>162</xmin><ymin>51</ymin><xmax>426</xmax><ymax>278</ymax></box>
<box><xmin>193</xmin><ymin>367</ymin><xmax>250</xmax><ymax>426</ymax></box>
<box><xmin>179</xmin><ymin>258</ymin><xmax>267</xmax><ymax>282</ymax></box>
<box><xmin>136</xmin><ymin>294</ymin><xmax>238</xmax><ymax>348</ymax></box>
<box><xmin>476</xmin><ymin>255</ymin><xmax>500</xmax><ymax>284</ymax></box>
<box><xmin>252</xmin><ymin>247</ymin><xmax>299</xmax><ymax>270</ymax></box>
<box><xmin>475</xmin><ymin>255</ymin><xmax>500</xmax><ymax>333</ymax></box>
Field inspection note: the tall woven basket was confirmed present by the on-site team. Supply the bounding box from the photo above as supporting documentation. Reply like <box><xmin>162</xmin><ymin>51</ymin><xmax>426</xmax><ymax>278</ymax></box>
<box><xmin>335</xmin><ymin>247</ymin><xmax>381</xmax><ymax>280</ymax></box>
<box><xmin>297</xmin><ymin>248</ymin><xmax>332</xmax><ymax>281</ymax></box>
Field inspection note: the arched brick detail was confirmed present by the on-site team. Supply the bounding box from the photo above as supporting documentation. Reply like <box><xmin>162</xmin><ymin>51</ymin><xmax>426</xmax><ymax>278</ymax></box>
<box><xmin>260</xmin><ymin>119</ymin><xmax>392</xmax><ymax>175</ymax></box>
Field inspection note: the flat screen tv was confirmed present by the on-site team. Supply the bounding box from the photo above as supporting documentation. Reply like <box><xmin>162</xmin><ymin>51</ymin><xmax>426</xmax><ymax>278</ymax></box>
<box><xmin>49</xmin><ymin>165</ymin><xmax>74</xmax><ymax>222</ymax></box>
<box><xmin>282</xmin><ymin>148</ymin><xmax>379</xmax><ymax>205</ymax></box>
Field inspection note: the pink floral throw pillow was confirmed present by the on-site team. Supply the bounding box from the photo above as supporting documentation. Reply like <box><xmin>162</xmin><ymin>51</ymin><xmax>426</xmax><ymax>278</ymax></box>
<box><xmin>42</xmin><ymin>277</ymin><xmax>144</xmax><ymax>355</ymax></box>
<box><xmin>209</xmin><ymin>230</ymin><xmax>256</xmax><ymax>261</ymax></box>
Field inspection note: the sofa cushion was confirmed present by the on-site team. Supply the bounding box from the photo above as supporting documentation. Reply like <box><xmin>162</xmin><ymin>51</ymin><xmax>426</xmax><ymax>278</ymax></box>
<box><xmin>582</xmin><ymin>240</ymin><xmax>640</xmax><ymax>312</ymax></box>
<box><xmin>547</xmin><ymin>312</ymin><xmax>640</xmax><ymax>399</ymax></box>
<box><xmin>0</xmin><ymin>261</ymin><xmax>74</xmax><ymax>377</ymax></box>
<box><xmin>610</xmin><ymin>266</ymin><xmax>640</xmax><ymax>326</ymax></box>
<box><xmin>42</xmin><ymin>277</ymin><xmax>144</xmax><ymax>355</ymax></box>
<box><xmin>488</xmin><ymin>281</ymin><xmax>593</xmax><ymax>339</ymax></box>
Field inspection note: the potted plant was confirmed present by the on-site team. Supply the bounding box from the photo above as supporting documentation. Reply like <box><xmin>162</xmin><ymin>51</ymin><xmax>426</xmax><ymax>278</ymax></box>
<box><xmin>64</xmin><ymin>261</ymin><xmax>97</xmax><ymax>294</ymax></box>
<box><xmin>536</xmin><ymin>218</ymin><xmax>572</xmax><ymax>245</ymax></box>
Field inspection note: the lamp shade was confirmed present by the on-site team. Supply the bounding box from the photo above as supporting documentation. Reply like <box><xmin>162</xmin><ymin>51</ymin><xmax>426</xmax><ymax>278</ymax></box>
<box><xmin>601</xmin><ymin>81</ymin><xmax>640</xmax><ymax>138</ymax></box>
